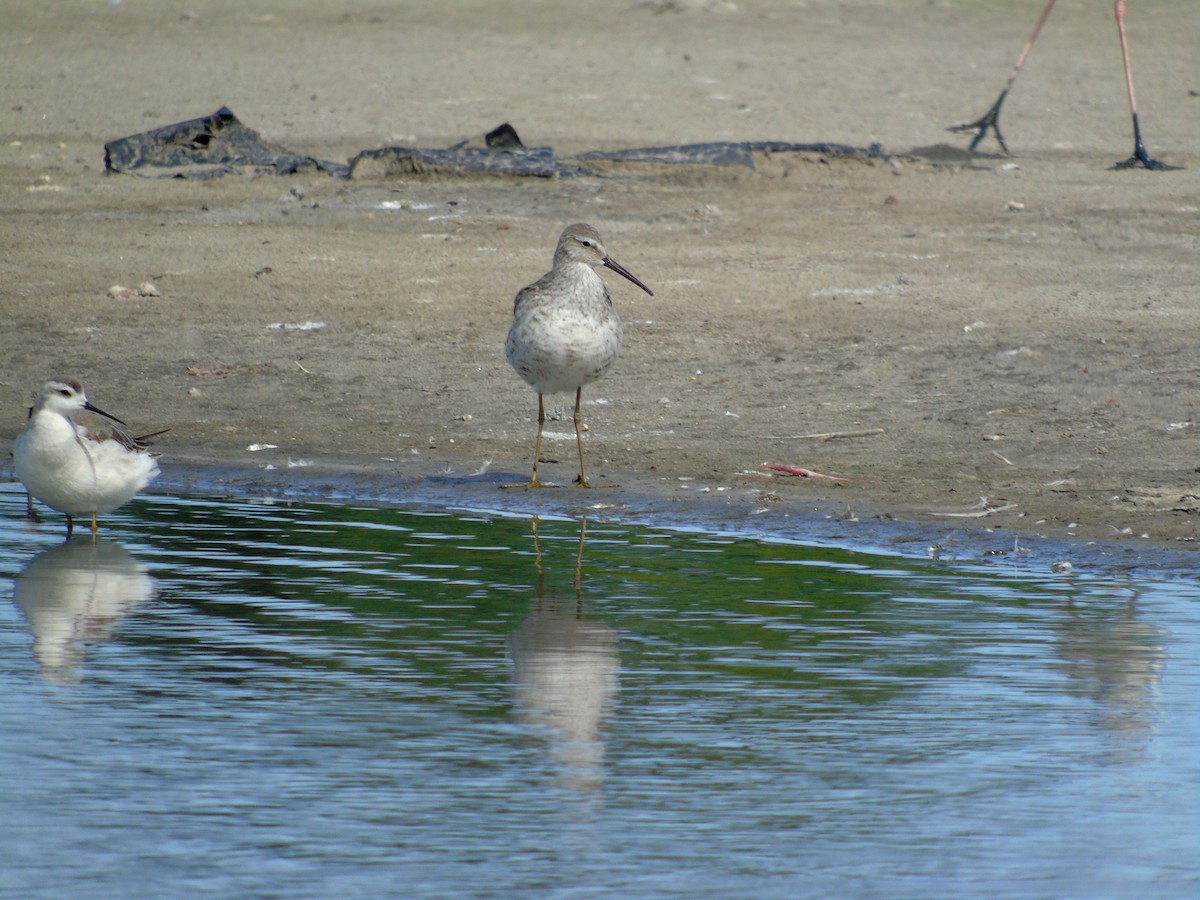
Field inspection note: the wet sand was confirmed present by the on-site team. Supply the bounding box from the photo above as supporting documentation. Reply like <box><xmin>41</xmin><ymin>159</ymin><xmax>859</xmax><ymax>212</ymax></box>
<box><xmin>1</xmin><ymin>1</ymin><xmax>1196</xmax><ymax>570</ymax></box>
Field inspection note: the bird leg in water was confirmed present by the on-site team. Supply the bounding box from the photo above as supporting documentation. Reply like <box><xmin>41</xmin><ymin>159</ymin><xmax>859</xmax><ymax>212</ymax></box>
<box><xmin>572</xmin><ymin>387</ymin><xmax>594</xmax><ymax>488</ymax></box>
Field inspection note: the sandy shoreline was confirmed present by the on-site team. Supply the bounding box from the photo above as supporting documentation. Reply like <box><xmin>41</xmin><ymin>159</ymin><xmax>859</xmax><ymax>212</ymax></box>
<box><xmin>2</xmin><ymin>0</ymin><xmax>1196</xmax><ymax>571</ymax></box>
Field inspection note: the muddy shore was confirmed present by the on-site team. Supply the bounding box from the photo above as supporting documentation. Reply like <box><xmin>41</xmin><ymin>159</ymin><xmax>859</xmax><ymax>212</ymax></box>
<box><xmin>2</xmin><ymin>1</ymin><xmax>1196</xmax><ymax>571</ymax></box>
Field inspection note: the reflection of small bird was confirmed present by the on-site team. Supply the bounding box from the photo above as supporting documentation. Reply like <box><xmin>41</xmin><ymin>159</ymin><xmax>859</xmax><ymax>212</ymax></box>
<box><xmin>505</xmin><ymin>223</ymin><xmax>653</xmax><ymax>487</ymax></box>
<box><xmin>14</xmin><ymin>380</ymin><xmax>162</xmax><ymax>541</ymax></box>
<box><xmin>13</xmin><ymin>538</ymin><xmax>158</xmax><ymax>682</ymax></box>
<box><xmin>948</xmin><ymin>0</ymin><xmax>1176</xmax><ymax>170</ymax></box>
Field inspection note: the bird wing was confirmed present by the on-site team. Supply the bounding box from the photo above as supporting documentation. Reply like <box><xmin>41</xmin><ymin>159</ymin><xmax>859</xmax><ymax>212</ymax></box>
<box><xmin>512</xmin><ymin>270</ymin><xmax>555</xmax><ymax>314</ymax></box>
<box><xmin>71</xmin><ymin>408</ymin><xmax>151</xmax><ymax>451</ymax></box>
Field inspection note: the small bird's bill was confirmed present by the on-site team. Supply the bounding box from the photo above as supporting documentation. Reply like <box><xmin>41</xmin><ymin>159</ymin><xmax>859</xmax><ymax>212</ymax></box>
<box><xmin>603</xmin><ymin>257</ymin><xmax>654</xmax><ymax>296</ymax></box>
<box><xmin>83</xmin><ymin>400</ymin><xmax>129</xmax><ymax>427</ymax></box>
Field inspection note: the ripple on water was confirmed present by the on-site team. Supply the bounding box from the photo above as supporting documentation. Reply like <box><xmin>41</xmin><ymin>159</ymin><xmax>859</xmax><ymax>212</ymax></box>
<box><xmin>0</xmin><ymin>483</ymin><xmax>1197</xmax><ymax>899</ymax></box>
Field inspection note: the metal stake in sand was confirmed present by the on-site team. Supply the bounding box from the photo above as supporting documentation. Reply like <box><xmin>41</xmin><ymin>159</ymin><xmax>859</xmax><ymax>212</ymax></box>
<box><xmin>948</xmin><ymin>0</ymin><xmax>1178</xmax><ymax>170</ymax></box>
<box><xmin>504</xmin><ymin>223</ymin><xmax>653</xmax><ymax>488</ymax></box>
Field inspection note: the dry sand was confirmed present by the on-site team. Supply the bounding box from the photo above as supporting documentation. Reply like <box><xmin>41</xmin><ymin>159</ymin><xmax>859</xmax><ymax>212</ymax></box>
<box><xmin>2</xmin><ymin>0</ymin><xmax>1197</xmax><ymax>569</ymax></box>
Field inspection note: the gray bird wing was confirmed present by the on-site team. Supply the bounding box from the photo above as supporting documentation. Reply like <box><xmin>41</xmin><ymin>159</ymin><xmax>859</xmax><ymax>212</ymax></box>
<box><xmin>71</xmin><ymin>408</ymin><xmax>150</xmax><ymax>451</ymax></box>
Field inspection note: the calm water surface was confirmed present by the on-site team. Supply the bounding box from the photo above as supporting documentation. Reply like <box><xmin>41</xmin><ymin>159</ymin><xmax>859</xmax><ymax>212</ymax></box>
<box><xmin>0</xmin><ymin>482</ymin><xmax>1197</xmax><ymax>899</ymax></box>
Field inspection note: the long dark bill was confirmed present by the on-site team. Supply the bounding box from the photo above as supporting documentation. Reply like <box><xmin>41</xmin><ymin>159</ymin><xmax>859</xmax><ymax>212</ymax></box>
<box><xmin>603</xmin><ymin>257</ymin><xmax>654</xmax><ymax>296</ymax></box>
<box><xmin>83</xmin><ymin>400</ymin><xmax>130</xmax><ymax>427</ymax></box>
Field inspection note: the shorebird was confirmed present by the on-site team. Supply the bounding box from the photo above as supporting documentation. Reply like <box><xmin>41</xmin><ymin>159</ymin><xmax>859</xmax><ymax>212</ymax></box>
<box><xmin>505</xmin><ymin>223</ymin><xmax>653</xmax><ymax>488</ymax></box>
<box><xmin>14</xmin><ymin>380</ymin><xmax>161</xmax><ymax>541</ymax></box>
<box><xmin>948</xmin><ymin>0</ymin><xmax>1176</xmax><ymax>170</ymax></box>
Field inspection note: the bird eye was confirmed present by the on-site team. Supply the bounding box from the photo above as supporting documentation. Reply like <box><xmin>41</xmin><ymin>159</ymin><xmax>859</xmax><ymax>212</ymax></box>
<box><xmin>580</xmin><ymin>240</ymin><xmax>592</xmax><ymax>248</ymax></box>
<box><xmin>58</xmin><ymin>389</ymin><xmax>71</xmax><ymax>397</ymax></box>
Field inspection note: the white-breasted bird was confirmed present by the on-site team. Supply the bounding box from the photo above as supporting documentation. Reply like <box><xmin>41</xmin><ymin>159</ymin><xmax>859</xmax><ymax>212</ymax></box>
<box><xmin>504</xmin><ymin>224</ymin><xmax>653</xmax><ymax>487</ymax></box>
<box><xmin>14</xmin><ymin>380</ymin><xmax>161</xmax><ymax>540</ymax></box>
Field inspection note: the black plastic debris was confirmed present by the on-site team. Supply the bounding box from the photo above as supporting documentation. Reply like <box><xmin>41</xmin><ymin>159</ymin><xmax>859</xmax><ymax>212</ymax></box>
<box><xmin>348</xmin><ymin>120</ymin><xmax>591</xmax><ymax>179</ymax></box>
<box><xmin>484</xmin><ymin>122</ymin><xmax>525</xmax><ymax>150</ymax></box>
<box><xmin>348</xmin><ymin>145</ymin><xmax>591</xmax><ymax>180</ymax></box>
<box><xmin>104</xmin><ymin>107</ymin><xmax>349</xmax><ymax>179</ymax></box>
<box><xmin>579</xmin><ymin>141</ymin><xmax>888</xmax><ymax>168</ymax></box>
<box><xmin>104</xmin><ymin>109</ymin><xmax>888</xmax><ymax>180</ymax></box>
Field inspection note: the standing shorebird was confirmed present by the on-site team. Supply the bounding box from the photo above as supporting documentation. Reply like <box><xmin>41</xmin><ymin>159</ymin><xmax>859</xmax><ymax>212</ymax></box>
<box><xmin>505</xmin><ymin>223</ymin><xmax>653</xmax><ymax>488</ymax></box>
<box><xmin>14</xmin><ymin>380</ymin><xmax>161</xmax><ymax>541</ymax></box>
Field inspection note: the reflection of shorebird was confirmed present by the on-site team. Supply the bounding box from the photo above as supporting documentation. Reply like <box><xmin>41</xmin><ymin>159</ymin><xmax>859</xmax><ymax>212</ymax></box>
<box><xmin>13</xmin><ymin>538</ymin><xmax>157</xmax><ymax>683</ymax></box>
<box><xmin>14</xmin><ymin>380</ymin><xmax>162</xmax><ymax>541</ymax></box>
<box><xmin>505</xmin><ymin>223</ymin><xmax>653</xmax><ymax>488</ymax></box>
<box><xmin>508</xmin><ymin>518</ymin><xmax>618</xmax><ymax>790</ymax></box>
<box><xmin>1056</xmin><ymin>588</ymin><xmax>1165</xmax><ymax>747</ymax></box>
<box><xmin>948</xmin><ymin>0</ymin><xmax>1176</xmax><ymax>169</ymax></box>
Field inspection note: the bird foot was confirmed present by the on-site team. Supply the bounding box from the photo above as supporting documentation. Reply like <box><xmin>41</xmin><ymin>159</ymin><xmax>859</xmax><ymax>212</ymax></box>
<box><xmin>501</xmin><ymin>476</ymin><xmax>554</xmax><ymax>489</ymax></box>
<box><xmin>947</xmin><ymin>97</ymin><xmax>1010</xmax><ymax>155</ymax></box>
<box><xmin>1113</xmin><ymin>145</ymin><xmax>1179</xmax><ymax>171</ymax></box>
<box><xmin>572</xmin><ymin>477</ymin><xmax>615</xmax><ymax>489</ymax></box>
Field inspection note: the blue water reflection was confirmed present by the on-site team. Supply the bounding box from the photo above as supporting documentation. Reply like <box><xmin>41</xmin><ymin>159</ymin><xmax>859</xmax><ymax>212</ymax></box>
<box><xmin>0</xmin><ymin>483</ymin><xmax>1196</xmax><ymax>899</ymax></box>
<box><xmin>509</xmin><ymin>519</ymin><xmax>617</xmax><ymax>792</ymax></box>
<box><xmin>13</xmin><ymin>538</ymin><xmax>158</xmax><ymax>682</ymax></box>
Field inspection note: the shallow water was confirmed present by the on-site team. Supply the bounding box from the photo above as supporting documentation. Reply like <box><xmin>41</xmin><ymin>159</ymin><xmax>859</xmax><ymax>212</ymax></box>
<box><xmin>1</xmin><ymin>482</ymin><xmax>1197</xmax><ymax>899</ymax></box>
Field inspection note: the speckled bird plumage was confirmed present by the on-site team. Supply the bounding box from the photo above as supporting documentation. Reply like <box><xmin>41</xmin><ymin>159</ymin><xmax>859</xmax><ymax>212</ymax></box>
<box><xmin>504</xmin><ymin>223</ymin><xmax>653</xmax><ymax>487</ymax></box>
<box><xmin>506</xmin><ymin>225</ymin><xmax>626</xmax><ymax>397</ymax></box>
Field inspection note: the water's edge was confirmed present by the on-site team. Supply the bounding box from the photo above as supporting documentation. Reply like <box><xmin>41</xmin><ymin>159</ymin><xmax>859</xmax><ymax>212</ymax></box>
<box><xmin>125</xmin><ymin>456</ymin><xmax>1199</xmax><ymax>579</ymax></box>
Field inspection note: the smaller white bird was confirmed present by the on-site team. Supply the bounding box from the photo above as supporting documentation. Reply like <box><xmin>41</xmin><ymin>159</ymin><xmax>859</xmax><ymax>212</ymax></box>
<box><xmin>14</xmin><ymin>380</ymin><xmax>162</xmax><ymax>541</ymax></box>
